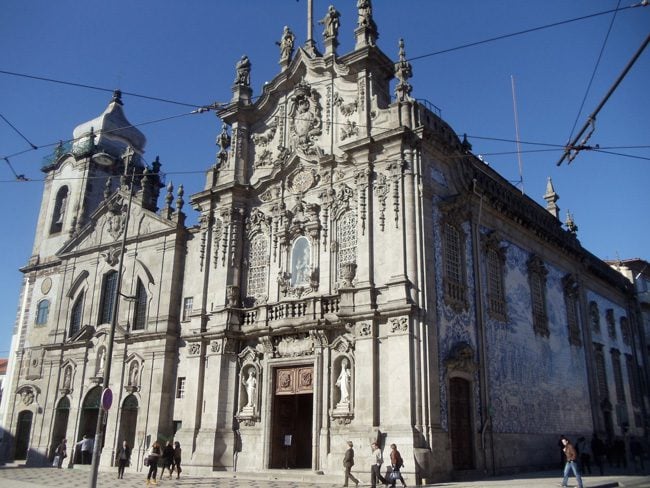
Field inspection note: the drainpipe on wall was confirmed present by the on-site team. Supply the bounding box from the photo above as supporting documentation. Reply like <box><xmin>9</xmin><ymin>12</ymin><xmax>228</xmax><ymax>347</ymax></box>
<box><xmin>471</xmin><ymin>178</ymin><xmax>494</xmax><ymax>476</ymax></box>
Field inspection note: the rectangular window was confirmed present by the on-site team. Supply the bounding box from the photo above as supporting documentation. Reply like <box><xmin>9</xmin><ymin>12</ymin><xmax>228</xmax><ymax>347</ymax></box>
<box><xmin>565</xmin><ymin>295</ymin><xmax>581</xmax><ymax>346</ymax></box>
<box><xmin>172</xmin><ymin>420</ymin><xmax>182</xmax><ymax>435</ymax></box>
<box><xmin>594</xmin><ymin>343</ymin><xmax>609</xmax><ymax>401</ymax></box>
<box><xmin>486</xmin><ymin>248</ymin><xmax>506</xmax><ymax>320</ymax></box>
<box><xmin>611</xmin><ymin>349</ymin><xmax>625</xmax><ymax>403</ymax></box>
<box><xmin>176</xmin><ymin>377</ymin><xmax>186</xmax><ymax>399</ymax></box>
<box><xmin>443</xmin><ymin>222</ymin><xmax>467</xmax><ymax>309</ymax></box>
<box><xmin>626</xmin><ymin>354</ymin><xmax>641</xmax><ymax>407</ymax></box>
<box><xmin>182</xmin><ymin>297</ymin><xmax>193</xmax><ymax>322</ymax></box>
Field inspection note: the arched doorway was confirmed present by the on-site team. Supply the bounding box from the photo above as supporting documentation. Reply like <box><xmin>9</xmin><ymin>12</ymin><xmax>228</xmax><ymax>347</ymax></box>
<box><xmin>76</xmin><ymin>386</ymin><xmax>100</xmax><ymax>464</ymax></box>
<box><xmin>14</xmin><ymin>410</ymin><xmax>33</xmax><ymax>460</ymax></box>
<box><xmin>50</xmin><ymin>397</ymin><xmax>70</xmax><ymax>460</ymax></box>
<box><xmin>449</xmin><ymin>377</ymin><xmax>474</xmax><ymax>470</ymax></box>
<box><xmin>118</xmin><ymin>395</ymin><xmax>138</xmax><ymax>449</ymax></box>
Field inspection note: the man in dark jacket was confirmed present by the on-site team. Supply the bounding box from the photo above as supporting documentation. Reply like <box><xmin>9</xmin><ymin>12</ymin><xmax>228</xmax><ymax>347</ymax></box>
<box><xmin>561</xmin><ymin>437</ymin><xmax>584</xmax><ymax>488</ymax></box>
<box><xmin>343</xmin><ymin>440</ymin><xmax>359</xmax><ymax>487</ymax></box>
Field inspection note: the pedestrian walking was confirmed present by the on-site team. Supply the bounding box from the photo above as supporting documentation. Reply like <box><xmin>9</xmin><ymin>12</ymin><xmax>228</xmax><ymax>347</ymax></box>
<box><xmin>145</xmin><ymin>441</ymin><xmax>162</xmax><ymax>485</ymax></box>
<box><xmin>387</xmin><ymin>443</ymin><xmax>406</xmax><ymax>487</ymax></box>
<box><xmin>171</xmin><ymin>441</ymin><xmax>182</xmax><ymax>479</ymax></box>
<box><xmin>560</xmin><ymin>437</ymin><xmax>584</xmax><ymax>488</ymax></box>
<box><xmin>342</xmin><ymin>440</ymin><xmax>359</xmax><ymax>487</ymax></box>
<box><xmin>115</xmin><ymin>440</ymin><xmax>131</xmax><ymax>479</ymax></box>
<box><xmin>53</xmin><ymin>439</ymin><xmax>67</xmax><ymax>468</ymax></box>
<box><xmin>80</xmin><ymin>435</ymin><xmax>93</xmax><ymax>465</ymax></box>
<box><xmin>162</xmin><ymin>441</ymin><xmax>174</xmax><ymax>479</ymax></box>
<box><xmin>369</xmin><ymin>442</ymin><xmax>387</xmax><ymax>488</ymax></box>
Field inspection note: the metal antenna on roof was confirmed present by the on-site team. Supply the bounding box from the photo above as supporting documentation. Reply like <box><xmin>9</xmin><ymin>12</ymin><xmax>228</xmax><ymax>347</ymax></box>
<box><xmin>511</xmin><ymin>75</ymin><xmax>525</xmax><ymax>195</ymax></box>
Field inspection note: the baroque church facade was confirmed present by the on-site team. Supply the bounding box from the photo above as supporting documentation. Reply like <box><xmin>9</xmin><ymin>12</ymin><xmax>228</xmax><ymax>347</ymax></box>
<box><xmin>1</xmin><ymin>2</ymin><xmax>648</xmax><ymax>483</ymax></box>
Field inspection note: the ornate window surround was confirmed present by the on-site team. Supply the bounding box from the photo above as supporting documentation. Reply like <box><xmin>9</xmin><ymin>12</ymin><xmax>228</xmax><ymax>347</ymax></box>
<box><xmin>442</xmin><ymin>218</ymin><xmax>468</xmax><ymax>312</ymax></box>
<box><xmin>562</xmin><ymin>274</ymin><xmax>582</xmax><ymax>347</ymax></box>
<box><xmin>482</xmin><ymin>232</ymin><xmax>506</xmax><ymax>322</ymax></box>
<box><xmin>527</xmin><ymin>254</ymin><xmax>549</xmax><ymax>337</ymax></box>
<box><xmin>334</xmin><ymin>210</ymin><xmax>358</xmax><ymax>288</ymax></box>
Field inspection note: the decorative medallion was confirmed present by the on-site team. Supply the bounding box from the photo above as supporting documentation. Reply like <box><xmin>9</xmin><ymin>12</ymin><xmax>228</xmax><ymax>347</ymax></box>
<box><xmin>41</xmin><ymin>277</ymin><xmax>52</xmax><ymax>295</ymax></box>
<box><xmin>289</xmin><ymin>169</ymin><xmax>316</xmax><ymax>194</ymax></box>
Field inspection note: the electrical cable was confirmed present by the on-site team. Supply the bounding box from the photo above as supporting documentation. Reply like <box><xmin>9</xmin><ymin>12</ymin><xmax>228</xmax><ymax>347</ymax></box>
<box><xmin>567</xmin><ymin>0</ymin><xmax>621</xmax><ymax>142</ymax></box>
<box><xmin>0</xmin><ymin>113</ymin><xmax>37</xmax><ymax>149</ymax></box>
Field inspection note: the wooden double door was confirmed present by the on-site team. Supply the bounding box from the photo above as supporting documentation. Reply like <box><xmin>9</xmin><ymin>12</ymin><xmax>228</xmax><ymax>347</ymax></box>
<box><xmin>269</xmin><ymin>366</ymin><xmax>313</xmax><ymax>469</ymax></box>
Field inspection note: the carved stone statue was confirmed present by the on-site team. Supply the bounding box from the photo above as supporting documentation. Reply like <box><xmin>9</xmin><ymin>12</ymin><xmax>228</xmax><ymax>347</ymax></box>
<box><xmin>357</xmin><ymin>0</ymin><xmax>374</xmax><ymax>28</ymax></box>
<box><xmin>63</xmin><ymin>366</ymin><xmax>72</xmax><ymax>389</ymax></box>
<box><xmin>243</xmin><ymin>369</ymin><xmax>257</xmax><ymax>408</ymax></box>
<box><xmin>276</xmin><ymin>26</ymin><xmax>295</xmax><ymax>61</ymax></box>
<box><xmin>336</xmin><ymin>358</ymin><xmax>351</xmax><ymax>404</ymax></box>
<box><xmin>235</xmin><ymin>55</ymin><xmax>251</xmax><ymax>86</ymax></box>
<box><xmin>319</xmin><ymin>5</ymin><xmax>340</xmax><ymax>39</ymax></box>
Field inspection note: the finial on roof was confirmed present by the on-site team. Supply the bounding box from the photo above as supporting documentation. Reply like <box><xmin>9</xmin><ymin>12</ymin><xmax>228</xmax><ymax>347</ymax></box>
<box><xmin>112</xmin><ymin>89</ymin><xmax>123</xmax><ymax>106</ymax></box>
<box><xmin>395</xmin><ymin>38</ymin><xmax>413</xmax><ymax>102</ymax></box>
<box><xmin>543</xmin><ymin>176</ymin><xmax>560</xmax><ymax>219</ymax></box>
<box><xmin>565</xmin><ymin>210</ymin><xmax>578</xmax><ymax>236</ymax></box>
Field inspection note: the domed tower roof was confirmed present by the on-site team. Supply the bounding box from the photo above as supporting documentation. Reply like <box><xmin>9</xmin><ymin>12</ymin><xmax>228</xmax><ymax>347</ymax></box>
<box><xmin>72</xmin><ymin>90</ymin><xmax>146</xmax><ymax>158</ymax></box>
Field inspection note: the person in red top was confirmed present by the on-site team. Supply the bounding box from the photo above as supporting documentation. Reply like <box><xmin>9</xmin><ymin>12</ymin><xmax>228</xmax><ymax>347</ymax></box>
<box><xmin>560</xmin><ymin>437</ymin><xmax>584</xmax><ymax>488</ymax></box>
<box><xmin>388</xmin><ymin>443</ymin><xmax>406</xmax><ymax>487</ymax></box>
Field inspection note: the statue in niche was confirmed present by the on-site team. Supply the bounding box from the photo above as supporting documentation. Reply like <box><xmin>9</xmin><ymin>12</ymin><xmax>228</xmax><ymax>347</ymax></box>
<box><xmin>319</xmin><ymin>5</ymin><xmax>340</xmax><ymax>39</ymax></box>
<box><xmin>291</xmin><ymin>237</ymin><xmax>311</xmax><ymax>287</ymax></box>
<box><xmin>96</xmin><ymin>347</ymin><xmax>105</xmax><ymax>376</ymax></box>
<box><xmin>242</xmin><ymin>369</ymin><xmax>257</xmax><ymax>409</ymax></box>
<box><xmin>336</xmin><ymin>358</ymin><xmax>351</xmax><ymax>404</ymax></box>
<box><xmin>235</xmin><ymin>55</ymin><xmax>251</xmax><ymax>86</ymax></box>
<box><xmin>63</xmin><ymin>366</ymin><xmax>72</xmax><ymax>390</ymax></box>
<box><xmin>128</xmin><ymin>362</ymin><xmax>139</xmax><ymax>387</ymax></box>
<box><xmin>276</xmin><ymin>26</ymin><xmax>295</xmax><ymax>61</ymax></box>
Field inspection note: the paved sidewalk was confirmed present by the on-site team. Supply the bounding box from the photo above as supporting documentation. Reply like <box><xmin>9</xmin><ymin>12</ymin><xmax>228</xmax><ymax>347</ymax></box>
<box><xmin>0</xmin><ymin>465</ymin><xmax>648</xmax><ymax>488</ymax></box>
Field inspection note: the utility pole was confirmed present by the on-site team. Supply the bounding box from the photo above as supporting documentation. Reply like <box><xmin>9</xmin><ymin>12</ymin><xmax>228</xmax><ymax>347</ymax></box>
<box><xmin>557</xmin><ymin>33</ymin><xmax>650</xmax><ymax>166</ymax></box>
<box><xmin>88</xmin><ymin>149</ymin><xmax>135</xmax><ymax>488</ymax></box>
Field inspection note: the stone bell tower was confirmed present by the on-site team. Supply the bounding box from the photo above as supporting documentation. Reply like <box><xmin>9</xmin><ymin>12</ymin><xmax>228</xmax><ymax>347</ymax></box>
<box><xmin>30</xmin><ymin>90</ymin><xmax>147</xmax><ymax>267</ymax></box>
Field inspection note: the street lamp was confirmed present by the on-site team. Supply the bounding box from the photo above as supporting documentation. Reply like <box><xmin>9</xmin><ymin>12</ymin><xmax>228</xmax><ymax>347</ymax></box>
<box><xmin>88</xmin><ymin>149</ymin><xmax>135</xmax><ymax>488</ymax></box>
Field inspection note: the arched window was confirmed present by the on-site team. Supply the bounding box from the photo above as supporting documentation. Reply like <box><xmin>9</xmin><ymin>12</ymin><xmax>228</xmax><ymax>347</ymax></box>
<box><xmin>132</xmin><ymin>279</ymin><xmax>147</xmax><ymax>330</ymax></box>
<box><xmin>245</xmin><ymin>234</ymin><xmax>269</xmax><ymax>306</ymax></box>
<box><xmin>35</xmin><ymin>299</ymin><xmax>50</xmax><ymax>325</ymax></box>
<box><xmin>50</xmin><ymin>186</ymin><xmax>69</xmax><ymax>234</ymax></box>
<box><xmin>336</xmin><ymin>211</ymin><xmax>357</xmax><ymax>281</ymax></box>
<box><xmin>99</xmin><ymin>271</ymin><xmax>118</xmax><ymax>324</ymax></box>
<box><xmin>69</xmin><ymin>294</ymin><xmax>84</xmax><ymax>337</ymax></box>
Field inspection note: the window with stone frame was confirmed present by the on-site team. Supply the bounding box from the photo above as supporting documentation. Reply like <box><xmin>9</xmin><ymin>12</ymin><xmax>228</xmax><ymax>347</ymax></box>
<box><xmin>99</xmin><ymin>270</ymin><xmax>118</xmax><ymax>325</ymax></box>
<box><xmin>50</xmin><ymin>185</ymin><xmax>69</xmax><ymax>234</ymax></box>
<box><xmin>527</xmin><ymin>255</ymin><xmax>549</xmax><ymax>337</ymax></box>
<box><xmin>442</xmin><ymin>221</ymin><xmax>468</xmax><ymax>311</ymax></box>
<box><xmin>611</xmin><ymin>348</ymin><xmax>625</xmax><ymax>404</ymax></box>
<box><xmin>589</xmin><ymin>301</ymin><xmax>601</xmax><ymax>333</ymax></box>
<box><xmin>182</xmin><ymin>296</ymin><xmax>193</xmax><ymax>322</ymax></box>
<box><xmin>35</xmin><ymin>299</ymin><xmax>50</xmax><ymax>325</ymax></box>
<box><xmin>132</xmin><ymin>279</ymin><xmax>147</xmax><ymax>330</ymax></box>
<box><xmin>69</xmin><ymin>294</ymin><xmax>84</xmax><ymax>337</ymax></box>
<box><xmin>625</xmin><ymin>354</ymin><xmax>641</xmax><ymax>407</ymax></box>
<box><xmin>605</xmin><ymin>308</ymin><xmax>616</xmax><ymax>340</ymax></box>
<box><xmin>176</xmin><ymin>377</ymin><xmax>186</xmax><ymax>399</ymax></box>
<box><xmin>619</xmin><ymin>316</ymin><xmax>631</xmax><ymax>346</ymax></box>
<box><xmin>245</xmin><ymin>233</ymin><xmax>269</xmax><ymax>306</ymax></box>
<box><xmin>483</xmin><ymin>233</ymin><xmax>506</xmax><ymax>321</ymax></box>
<box><xmin>336</xmin><ymin>210</ymin><xmax>357</xmax><ymax>282</ymax></box>
<box><xmin>562</xmin><ymin>274</ymin><xmax>582</xmax><ymax>346</ymax></box>
<box><xmin>594</xmin><ymin>343</ymin><xmax>609</xmax><ymax>401</ymax></box>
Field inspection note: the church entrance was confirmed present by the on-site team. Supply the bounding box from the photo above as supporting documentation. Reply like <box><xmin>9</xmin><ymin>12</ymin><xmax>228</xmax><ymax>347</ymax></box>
<box><xmin>449</xmin><ymin>377</ymin><xmax>474</xmax><ymax>470</ymax></box>
<box><xmin>75</xmin><ymin>386</ymin><xmax>100</xmax><ymax>464</ymax></box>
<box><xmin>50</xmin><ymin>397</ymin><xmax>70</xmax><ymax>460</ymax></box>
<box><xmin>269</xmin><ymin>366</ymin><xmax>313</xmax><ymax>469</ymax></box>
<box><xmin>14</xmin><ymin>410</ymin><xmax>33</xmax><ymax>460</ymax></box>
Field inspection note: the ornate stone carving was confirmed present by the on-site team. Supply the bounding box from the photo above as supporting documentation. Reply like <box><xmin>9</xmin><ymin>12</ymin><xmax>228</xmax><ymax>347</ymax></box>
<box><xmin>357</xmin><ymin>322</ymin><xmax>372</xmax><ymax>337</ymax></box>
<box><xmin>251</xmin><ymin>118</ymin><xmax>278</xmax><ymax>147</ymax></box>
<box><xmin>288</xmin><ymin>168</ymin><xmax>318</xmax><ymax>194</ymax></box>
<box><xmin>18</xmin><ymin>386</ymin><xmax>35</xmax><ymax>406</ymax></box>
<box><xmin>340</xmin><ymin>262</ymin><xmax>357</xmax><ymax>288</ymax></box>
<box><xmin>276</xmin><ymin>334</ymin><xmax>314</xmax><ymax>357</ymax></box>
<box><xmin>101</xmin><ymin>247</ymin><xmax>121</xmax><ymax>267</ymax></box>
<box><xmin>341</xmin><ymin>120</ymin><xmax>358</xmax><ymax>140</ymax></box>
<box><xmin>445</xmin><ymin>342</ymin><xmax>476</xmax><ymax>374</ymax></box>
<box><xmin>374</xmin><ymin>172</ymin><xmax>389</xmax><ymax>231</ymax></box>
<box><xmin>106</xmin><ymin>197</ymin><xmax>127</xmax><ymax>240</ymax></box>
<box><xmin>389</xmin><ymin>316</ymin><xmax>408</xmax><ymax>333</ymax></box>
<box><xmin>188</xmin><ymin>343</ymin><xmax>201</xmax><ymax>356</ymax></box>
<box><xmin>288</xmin><ymin>81</ymin><xmax>323</xmax><ymax>157</ymax></box>
<box><xmin>211</xmin><ymin>340</ymin><xmax>222</xmax><ymax>354</ymax></box>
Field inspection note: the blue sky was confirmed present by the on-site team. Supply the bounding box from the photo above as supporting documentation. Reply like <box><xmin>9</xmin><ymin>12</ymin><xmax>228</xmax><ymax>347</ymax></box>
<box><xmin>1</xmin><ymin>1</ymin><xmax>648</xmax><ymax>357</ymax></box>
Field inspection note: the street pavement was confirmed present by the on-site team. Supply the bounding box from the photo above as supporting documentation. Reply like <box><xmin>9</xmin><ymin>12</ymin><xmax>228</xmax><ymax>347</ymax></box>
<box><xmin>0</xmin><ymin>464</ymin><xmax>648</xmax><ymax>488</ymax></box>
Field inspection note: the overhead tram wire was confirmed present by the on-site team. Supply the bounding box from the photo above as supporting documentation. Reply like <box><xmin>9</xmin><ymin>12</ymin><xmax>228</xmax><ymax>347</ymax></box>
<box><xmin>0</xmin><ymin>70</ymin><xmax>204</xmax><ymax>109</ymax></box>
<box><xmin>0</xmin><ymin>113</ymin><xmax>38</xmax><ymax>149</ymax></box>
<box><xmin>566</xmin><ymin>0</ymin><xmax>622</xmax><ymax>143</ymax></box>
<box><xmin>557</xmin><ymin>32</ymin><xmax>650</xmax><ymax>165</ymax></box>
